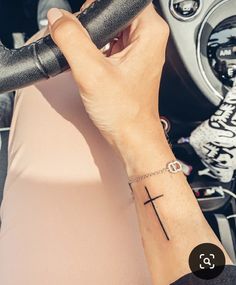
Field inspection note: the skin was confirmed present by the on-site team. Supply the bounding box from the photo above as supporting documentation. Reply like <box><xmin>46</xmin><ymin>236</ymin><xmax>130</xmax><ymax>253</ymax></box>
<box><xmin>46</xmin><ymin>2</ymin><xmax>233</xmax><ymax>285</ymax></box>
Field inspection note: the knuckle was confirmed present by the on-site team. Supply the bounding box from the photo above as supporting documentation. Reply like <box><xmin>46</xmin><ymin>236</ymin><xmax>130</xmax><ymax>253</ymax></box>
<box><xmin>53</xmin><ymin>19</ymin><xmax>79</xmax><ymax>40</ymax></box>
<box><xmin>151</xmin><ymin>17</ymin><xmax>170</xmax><ymax>40</ymax></box>
<box><xmin>161</xmin><ymin>21</ymin><xmax>170</xmax><ymax>38</ymax></box>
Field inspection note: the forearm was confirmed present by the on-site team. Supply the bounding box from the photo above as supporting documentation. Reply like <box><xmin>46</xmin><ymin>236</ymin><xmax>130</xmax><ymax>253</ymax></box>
<box><xmin>117</xmin><ymin>119</ymin><xmax>233</xmax><ymax>285</ymax></box>
<box><xmin>46</xmin><ymin>5</ymin><xmax>233</xmax><ymax>284</ymax></box>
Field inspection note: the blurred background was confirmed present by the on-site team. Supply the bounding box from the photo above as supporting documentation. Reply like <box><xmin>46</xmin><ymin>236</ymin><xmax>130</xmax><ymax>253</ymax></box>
<box><xmin>0</xmin><ymin>0</ymin><xmax>83</xmax><ymax>49</ymax></box>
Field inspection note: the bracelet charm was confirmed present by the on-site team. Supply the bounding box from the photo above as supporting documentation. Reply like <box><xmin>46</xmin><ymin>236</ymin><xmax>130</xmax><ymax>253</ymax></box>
<box><xmin>167</xmin><ymin>161</ymin><xmax>182</xmax><ymax>173</ymax></box>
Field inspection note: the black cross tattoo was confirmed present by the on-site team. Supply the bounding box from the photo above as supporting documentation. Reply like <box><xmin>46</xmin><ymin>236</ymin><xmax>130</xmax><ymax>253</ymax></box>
<box><xmin>144</xmin><ymin>186</ymin><xmax>170</xmax><ymax>241</ymax></box>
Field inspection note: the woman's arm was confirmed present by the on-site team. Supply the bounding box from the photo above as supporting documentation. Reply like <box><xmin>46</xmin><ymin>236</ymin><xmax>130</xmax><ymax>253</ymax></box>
<box><xmin>117</xmin><ymin>120</ymin><xmax>233</xmax><ymax>284</ymax></box>
<box><xmin>47</xmin><ymin>3</ymin><xmax>233</xmax><ymax>284</ymax></box>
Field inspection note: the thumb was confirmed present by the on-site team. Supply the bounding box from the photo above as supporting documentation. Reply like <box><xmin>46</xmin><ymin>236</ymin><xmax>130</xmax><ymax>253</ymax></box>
<box><xmin>47</xmin><ymin>8</ymin><xmax>107</xmax><ymax>85</ymax></box>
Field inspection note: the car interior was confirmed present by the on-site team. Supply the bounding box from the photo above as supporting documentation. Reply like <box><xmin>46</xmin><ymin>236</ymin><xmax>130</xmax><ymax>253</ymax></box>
<box><xmin>0</xmin><ymin>0</ymin><xmax>235</xmax><ymax>264</ymax></box>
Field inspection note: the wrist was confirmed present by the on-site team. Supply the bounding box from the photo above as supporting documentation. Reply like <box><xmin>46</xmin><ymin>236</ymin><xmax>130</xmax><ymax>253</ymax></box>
<box><xmin>114</xmin><ymin>118</ymin><xmax>175</xmax><ymax>176</ymax></box>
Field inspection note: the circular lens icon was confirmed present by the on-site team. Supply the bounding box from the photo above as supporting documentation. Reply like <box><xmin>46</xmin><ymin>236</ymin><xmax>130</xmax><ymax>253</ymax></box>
<box><xmin>189</xmin><ymin>243</ymin><xmax>226</xmax><ymax>280</ymax></box>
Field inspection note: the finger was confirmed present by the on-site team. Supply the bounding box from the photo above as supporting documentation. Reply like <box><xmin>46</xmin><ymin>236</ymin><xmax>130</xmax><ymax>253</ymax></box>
<box><xmin>73</xmin><ymin>0</ymin><xmax>95</xmax><ymax>17</ymax></box>
<box><xmin>131</xmin><ymin>4</ymin><xmax>169</xmax><ymax>40</ymax></box>
<box><xmin>79</xmin><ymin>0</ymin><xmax>114</xmax><ymax>56</ymax></box>
<box><xmin>108</xmin><ymin>37</ymin><xmax>124</xmax><ymax>56</ymax></box>
<box><xmin>80</xmin><ymin>0</ymin><xmax>95</xmax><ymax>11</ymax></box>
<box><xmin>118</xmin><ymin>4</ymin><xmax>169</xmax><ymax>65</ymax></box>
<box><xmin>47</xmin><ymin>8</ymin><xmax>108</xmax><ymax>86</ymax></box>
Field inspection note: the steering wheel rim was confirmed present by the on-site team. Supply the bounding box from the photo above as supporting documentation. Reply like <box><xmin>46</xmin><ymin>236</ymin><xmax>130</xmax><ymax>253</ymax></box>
<box><xmin>0</xmin><ymin>0</ymin><xmax>151</xmax><ymax>94</ymax></box>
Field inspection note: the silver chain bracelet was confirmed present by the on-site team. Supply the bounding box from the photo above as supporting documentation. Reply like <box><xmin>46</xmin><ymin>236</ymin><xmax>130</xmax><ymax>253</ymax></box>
<box><xmin>128</xmin><ymin>160</ymin><xmax>183</xmax><ymax>185</ymax></box>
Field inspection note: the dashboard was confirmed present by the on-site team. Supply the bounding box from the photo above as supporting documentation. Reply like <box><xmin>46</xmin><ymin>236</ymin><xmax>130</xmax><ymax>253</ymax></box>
<box><xmin>156</xmin><ymin>0</ymin><xmax>236</xmax><ymax>106</ymax></box>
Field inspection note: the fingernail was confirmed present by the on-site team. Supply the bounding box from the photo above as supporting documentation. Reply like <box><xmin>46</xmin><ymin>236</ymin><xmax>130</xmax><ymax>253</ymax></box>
<box><xmin>47</xmin><ymin>8</ymin><xmax>63</xmax><ymax>26</ymax></box>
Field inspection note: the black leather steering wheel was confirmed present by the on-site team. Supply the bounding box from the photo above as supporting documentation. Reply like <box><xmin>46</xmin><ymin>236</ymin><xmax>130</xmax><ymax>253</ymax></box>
<box><xmin>0</xmin><ymin>0</ymin><xmax>151</xmax><ymax>94</ymax></box>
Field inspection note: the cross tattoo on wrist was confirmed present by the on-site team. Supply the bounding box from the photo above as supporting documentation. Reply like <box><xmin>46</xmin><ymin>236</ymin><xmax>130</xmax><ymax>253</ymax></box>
<box><xmin>144</xmin><ymin>186</ymin><xmax>170</xmax><ymax>241</ymax></box>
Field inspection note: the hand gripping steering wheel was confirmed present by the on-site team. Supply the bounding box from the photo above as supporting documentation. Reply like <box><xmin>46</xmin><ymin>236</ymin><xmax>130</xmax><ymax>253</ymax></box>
<box><xmin>0</xmin><ymin>0</ymin><xmax>151</xmax><ymax>94</ymax></box>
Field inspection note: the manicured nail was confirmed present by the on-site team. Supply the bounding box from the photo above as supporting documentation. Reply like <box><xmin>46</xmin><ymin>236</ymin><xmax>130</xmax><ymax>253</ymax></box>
<box><xmin>47</xmin><ymin>8</ymin><xmax>63</xmax><ymax>26</ymax></box>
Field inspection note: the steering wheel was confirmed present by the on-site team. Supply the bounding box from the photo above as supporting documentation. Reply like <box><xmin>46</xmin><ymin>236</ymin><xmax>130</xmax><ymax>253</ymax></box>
<box><xmin>0</xmin><ymin>0</ymin><xmax>151</xmax><ymax>94</ymax></box>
